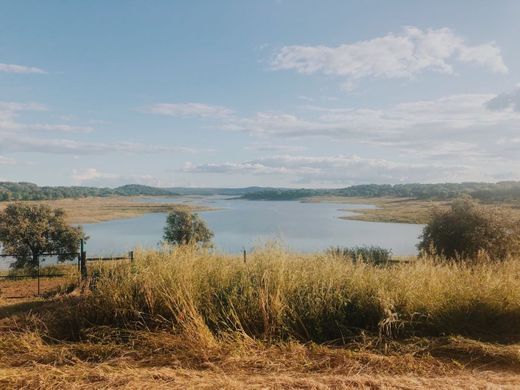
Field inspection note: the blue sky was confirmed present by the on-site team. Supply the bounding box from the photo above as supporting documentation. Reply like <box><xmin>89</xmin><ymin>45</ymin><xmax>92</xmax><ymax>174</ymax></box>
<box><xmin>1</xmin><ymin>0</ymin><xmax>520</xmax><ymax>188</ymax></box>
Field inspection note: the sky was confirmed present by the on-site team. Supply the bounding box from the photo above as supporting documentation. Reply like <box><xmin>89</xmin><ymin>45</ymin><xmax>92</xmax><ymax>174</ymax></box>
<box><xmin>1</xmin><ymin>0</ymin><xmax>520</xmax><ymax>188</ymax></box>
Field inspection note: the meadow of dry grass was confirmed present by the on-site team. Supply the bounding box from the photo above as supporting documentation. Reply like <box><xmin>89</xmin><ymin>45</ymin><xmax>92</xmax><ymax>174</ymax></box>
<box><xmin>307</xmin><ymin>196</ymin><xmax>520</xmax><ymax>224</ymax></box>
<box><xmin>0</xmin><ymin>196</ymin><xmax>211</xmax><ymax>224</ymax></box>
<box><xmin>1</xmin><ymin>246</ymin><xmax>520</xmax><ymax>389</ymax></box>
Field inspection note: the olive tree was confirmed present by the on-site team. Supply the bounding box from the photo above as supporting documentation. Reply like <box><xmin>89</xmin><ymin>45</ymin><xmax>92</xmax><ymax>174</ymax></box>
<box><xmin>0</xmin><ymin>203</ymin><xmax>85</xmax><ymax>268</ymax></box>
<box><xmin>418</xmin><ymin>197</ymin><xmax>520</xmax><ymax>261</ymax></box>
<box><xmin>163</xmin><ymin>210</ymin><xmax>213</xmax><ymax>247</ymax></box>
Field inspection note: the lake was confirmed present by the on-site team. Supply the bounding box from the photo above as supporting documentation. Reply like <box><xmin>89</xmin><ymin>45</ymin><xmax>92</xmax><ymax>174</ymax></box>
<box><xmin>81</xmin><ymin>196</ymin><xmax>424</xmax><ymax>256</ymax></box>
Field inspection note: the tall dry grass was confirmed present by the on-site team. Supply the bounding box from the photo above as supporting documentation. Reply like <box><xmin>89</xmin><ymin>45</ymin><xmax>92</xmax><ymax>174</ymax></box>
<box><xmin>60</xmin><ymin>244</ymin><xmax>520</xmax><ymax>343</ymax></box>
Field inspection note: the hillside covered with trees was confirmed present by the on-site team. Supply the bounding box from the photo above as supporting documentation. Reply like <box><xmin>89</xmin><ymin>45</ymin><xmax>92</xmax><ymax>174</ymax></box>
<box><xmin>241</xmin><ymin>181</ymin><xmax>520</xmax><ymax>202</ymax></box>
<box><xmin>3</xmin><ymin>181</ymin><xmax>520</xmax><ymax>203</ymax></box>
<box><xmin>0</xmin><ymin>182</ymin><xmax>177</xmax><ymax>201</ymax></box>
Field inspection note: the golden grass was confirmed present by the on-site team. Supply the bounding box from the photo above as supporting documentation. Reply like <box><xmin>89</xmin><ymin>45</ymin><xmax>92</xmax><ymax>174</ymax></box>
<box><xmin>306</xmin><ymin>196</ymin><xmax>520</xmax><ymax>224</ymax></box>
<box><xmin>1</xmin><ymin>328</ymin><xmax>520</xmax><ymax>389</ymax></box>
<box><xmin>2</xmin><ymin>247</ymin><xmax>520</xmax><ymax>388</ymax></box>
<box><xmin>0</xmin><ymin>196</ymin><xmax>212</xmax><ymax>224</ymax></box>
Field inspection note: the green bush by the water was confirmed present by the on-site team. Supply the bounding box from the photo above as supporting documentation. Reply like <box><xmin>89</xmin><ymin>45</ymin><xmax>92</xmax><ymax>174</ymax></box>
<box><xmin>327</xmin><ymin>245</ymin><xmax>392</xmax><ymax>265</ymax></box>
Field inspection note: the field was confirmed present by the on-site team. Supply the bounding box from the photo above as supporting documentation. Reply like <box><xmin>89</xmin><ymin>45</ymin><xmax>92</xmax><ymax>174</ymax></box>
<box><xmin>1</xmin><ymin>246</ymin><xmax>520</xmax><ymax>389</ymax></box>
<box><xmin>0</xmin><ymin>196</ymin><xmax>212</xmax><ymax>224</ymax></box>
<box><xmin>306</xmin><ymin>196</ymin><xmax>520</xmax><ymax>224</ymax></box>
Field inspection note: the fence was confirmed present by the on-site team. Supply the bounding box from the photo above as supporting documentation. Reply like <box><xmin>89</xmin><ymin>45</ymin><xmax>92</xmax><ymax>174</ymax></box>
<box><xmin>0</xmin><ymin>240</ymin><xmax>134</xmax><ymax>297</ymax></box>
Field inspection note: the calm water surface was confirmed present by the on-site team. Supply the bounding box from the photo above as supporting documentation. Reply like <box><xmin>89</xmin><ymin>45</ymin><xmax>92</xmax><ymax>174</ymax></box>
<box><xmin>81</xmin><ymin>196</ymin><xmax>423</xmax><ymax>256</ymax></box>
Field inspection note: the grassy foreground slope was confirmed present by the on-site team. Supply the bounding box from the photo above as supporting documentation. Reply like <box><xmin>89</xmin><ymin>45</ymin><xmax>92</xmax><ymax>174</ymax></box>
<box><xmin>1</xmin><ymin>246</ymin><xmax>520</xmax><ymax>388</ymax></box>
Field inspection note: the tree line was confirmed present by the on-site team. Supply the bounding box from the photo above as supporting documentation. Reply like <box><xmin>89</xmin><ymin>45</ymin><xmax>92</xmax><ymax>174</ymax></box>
<box><xmin>0</xmin><ymin>182</ymin><xmax>177</xmax><ymax>201</ymax></box>
<box><xmin>241</xmin><ymin>181</ymin><xmax>520</xmax><ymax>202</ymax></box>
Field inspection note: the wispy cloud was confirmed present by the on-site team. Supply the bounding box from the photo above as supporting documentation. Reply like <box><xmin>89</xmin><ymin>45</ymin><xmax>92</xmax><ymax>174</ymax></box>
<box><xmin>71</xmin><ymin>168</ymin><xmax>175</xmax><ymax>187</ymax></box>
<box><xmin>0</xmin><ymin>155</ymin><xmax>16</xmax><ymax>165</ymax></box>
<box><xmin>271</xmin><ymin>27</ymin><xmax>507</xmax><ymax>89</ymax></box>
<box><xmin>0</xmin><ymin>63</ymin><xmax>47</xmax><ymax>74</ymax></box>
<box><xmin>143</xmin><ymin>103</ymin><xmax>234</xmax><ymax>118</ymax></box>
<box><xmin>71</xmin><ymin>168</ymin><xmax>118</xmax><ymax>184</ymax></box>
<box><xmin>0</xmin><ymin>135</ymin><xmax>205</xmax><ymax>155</ymax></box>
<box><xmin>144</xmin><ymin>88</ymin><xmax>520</xmax><ymax>170</ymax></box>
<box><xmin>182</xmin><ymin>154</ymin><xmax>500</xmax><ymax>185</ymax></box>
<box><xmin>0</xmin><ymin>101</ymin><xmax>93</xmax><ymax>133</ymax></box>
<box><xmin>245</xmin><ymin>143</ymin><xmax>307</xmax><ymax>153</ymax></box>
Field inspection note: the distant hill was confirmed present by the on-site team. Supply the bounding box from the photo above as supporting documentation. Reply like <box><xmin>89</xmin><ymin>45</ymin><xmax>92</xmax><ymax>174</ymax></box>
<box><xmin>166</xmin><ymin>186</ymin><xmax>282</xmax><ymax>196</ymax></box>
<box><xmin>0</xmin><ymin>182</ymin><xmax>280</xmax><ymax>202</ymax></box>
<box><xmin>241</xmin><ymin>182</ymin><xmax>520</xmax><ymax>203</ymax></box>
<box><xmin>2</xmin><ymin>181</ymin><xmax>520</xmax><ymax>203</ymax></box>
<box><xmin>114</xmin><ymin>184</ymin><xmax>177</xmax><ymax>196</ymax></box>
<box><xmin>0</xmin><ymin>182</ymin><xmax>177</xmax><ymax>201</ymax></box>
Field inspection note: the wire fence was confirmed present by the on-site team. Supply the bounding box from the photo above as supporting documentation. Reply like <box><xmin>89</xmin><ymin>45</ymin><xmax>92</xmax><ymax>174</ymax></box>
<box><xmin>0</xmin><ymin>245</ymin><xmax>134</xmax><ymax>298</ymax></box>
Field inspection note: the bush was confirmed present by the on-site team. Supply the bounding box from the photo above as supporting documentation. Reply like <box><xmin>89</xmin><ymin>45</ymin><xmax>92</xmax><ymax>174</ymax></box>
<box><xmin>418</xmin><ymin>197</ymin><xmax>520</xmax><ymax>261</ymax></box>
<box><xmin>163</xmin><ymin>210</ymin><xmax>213</xmax><ymax>247</ymax></box>
<box><xmin>327</xmin><ymin>245</ymin><xmax>392</xmax><ymax>265</ymax></box>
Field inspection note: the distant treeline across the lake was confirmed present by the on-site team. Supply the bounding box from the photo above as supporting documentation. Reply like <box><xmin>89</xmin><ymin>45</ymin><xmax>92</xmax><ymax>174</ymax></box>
<box><xmin>2</xmin><ymin>181</ymin><xmax>520</xmax><ymax>203</ymax></box>
<box><xmin>241</xmin><ymin>182</ymin><xmax>520</xmax><ymax>202</ymax></box>
<box><xmin>0</xmin><ymin>183</ymin><xmax>176</xmax><ymax>201</ymax></box>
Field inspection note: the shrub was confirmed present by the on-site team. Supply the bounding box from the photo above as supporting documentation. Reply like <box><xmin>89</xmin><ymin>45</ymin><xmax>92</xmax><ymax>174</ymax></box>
<box><xmin>328</xmin><ymin>245</ymin><xmax>392</xmax><ymax>265</ymax></box>
<box><xmin>418</xmin><ymin>197</ymin><xmax>520</xmax><ymax>261</ymax></box>
<box><xmin>163</xmin><ymin>210</ymin><xmax>213</xmax><ymax>247</ymax></box>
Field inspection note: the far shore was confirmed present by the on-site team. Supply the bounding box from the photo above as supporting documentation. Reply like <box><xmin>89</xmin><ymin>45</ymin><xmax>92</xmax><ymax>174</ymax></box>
<box><xmin>0</xmin><ymin>196</ymin><xmax>214</xmax><ymax>225</ymax></box>
<box><xmin>302</xmin><ymin>196</ymin><xmax>520</xmax><ymax>224</ymax></box>
<box><xmin>2</xmin><ymin>194</ymin><xmax>519</xmax><ymax>226</ymax></box>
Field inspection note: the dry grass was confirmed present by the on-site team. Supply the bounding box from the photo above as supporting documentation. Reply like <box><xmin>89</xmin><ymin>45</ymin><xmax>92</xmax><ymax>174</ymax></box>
<box><xmin>306</xmin><ymin>196</ymin><xmax>520</xmax><ymax>224</ymax></box>
<box><xmin>2</xmin><ymin>247</ymin><xmax>520</xmax><ymax>388</ymax></box>
<box><xmin>1</xmin><ymin>328</ymin><xmax>520</xmax><ymax>389</ymax></box>
<box><xmin>0</xmin><ymin>196</ymin><xmax>212</xmax><ymax>224</ymax></box>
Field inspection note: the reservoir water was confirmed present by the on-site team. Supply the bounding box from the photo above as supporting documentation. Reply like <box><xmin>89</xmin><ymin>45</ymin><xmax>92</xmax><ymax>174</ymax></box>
<box><xmin>82</xmin><ymin>196</ymin><xmax>423</xmax><ymax>256</ymax></box>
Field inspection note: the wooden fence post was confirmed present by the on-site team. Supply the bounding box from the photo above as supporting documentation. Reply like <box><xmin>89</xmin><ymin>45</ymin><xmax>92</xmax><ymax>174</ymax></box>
<box><xmin>80</xmin><ymin>239</ymin><xmax>87</xmax><ymax>280</ymax></box>
<box><xmin>80</xmin><ymin>251</ymin><xmax>87</xmax><ymax>280</ymax></box>
<box><xmin>129</xmin><ymin>251</ymin><xmax>134</xmax><ymax>263</ymax></box>
<box><xmin>243</xmin><ymin>249</ymin><xmax>247</xmax><ymax>264</ymax></box>
<box><xmin>37</xmin><ymin>255</ymin><xmax>40</xmax><ymax>295</ymax></box>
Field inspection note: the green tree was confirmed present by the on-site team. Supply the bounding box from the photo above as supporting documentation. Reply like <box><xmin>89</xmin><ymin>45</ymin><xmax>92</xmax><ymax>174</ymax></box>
<box><xmin>418</xmin><ymin>197</ymin><xmax>520</xmax><ymax>261</ymax></box>
<box><xmin>0</xmin><ymin>203</ymin><xmax>85</xmax><ymax>268</ymax></box>
<box><xmin>163</xmin><ymin>210</ymin><xmax>213</xmax><ymax>247</ymax></box>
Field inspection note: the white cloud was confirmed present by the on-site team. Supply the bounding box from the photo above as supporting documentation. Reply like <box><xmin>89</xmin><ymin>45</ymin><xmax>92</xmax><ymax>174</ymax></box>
<box><xmin>271</xmin><ymin>27</ymin><xmax>507</xmax><ymax>87</ymax></box>
<box><xmin>0</xmin><ymin>135</ymin><xmax>204</xmax><ymax>155</ymax></box>
<box><xmin>71</xmin><ymin>169</ymin><xmax>176</xmax><ymax>187</ymax></box>
<box><xmin>23</xmin><ymin>124</ymin><xmax>94</xmax><ymax>133</ymax></box>
<box><xmin>71</xmin><ymin>168</ymin><xmax>118</xmax><ymax>184</ymax></box>
<box><xmin>0</xmin><ymin>156</ymin><xmax>16</xmax><ymax>165</ymax></box>
<box><xmin>143</xmin><ymin>103</ymin><xmax>234</xmax><ymax>118</ymax></box>
<box><xmin>0</xmin><ymin>101</ymin><xmax>93</xmax><ymax>133</ymax></box>
<box><xmin>0</xmin><ymin>101</ymin><xmax>211</xmax><ymax>156</ymax></box>
<box><xmin>245</xmin><ymin>143</ymin><xmax>307</xmax><ymax>153</ymax></box>
<box><xmin>0</xmin><ymin>63</ymin><xmax>46</xmax><ymax>74</ymax></box>
<box><xmin>182</xmin><ymin>154</ymin><xmax>494</xmax><ymax>185</ymax></box>
<box><xmin>142</xmin><ymin>90</ymin><xmax>520</xmax><ymax>170</ymax></box>
<box><xmin>219</xmin><ymin>93</ymin><xmax>520</xmax><ymax>142</ymax></box>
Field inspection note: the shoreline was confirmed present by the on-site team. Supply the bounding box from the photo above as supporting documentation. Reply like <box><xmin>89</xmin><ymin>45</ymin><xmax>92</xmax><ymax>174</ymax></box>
<box><xmin>0</xmin><ymin>196</ymin><xmax>215</xmax><ymax>225</ymax></box>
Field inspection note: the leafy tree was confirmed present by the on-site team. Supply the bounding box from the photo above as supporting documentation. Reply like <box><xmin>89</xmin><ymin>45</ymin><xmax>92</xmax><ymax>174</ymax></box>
<box><xmin>0</xmin><ymin>203</ymin><xmax>85</xmax><ymax>268</ymax></box>
<box><xmin>163</xmin><ymin>210</ymin><xmax>213</xmax><ymax>247</ymax></box>
<box><xmin>418</xmin><ymin>197</ymin><xmax>520</xmax><ymax>261</ymax></box>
